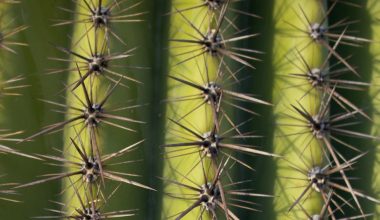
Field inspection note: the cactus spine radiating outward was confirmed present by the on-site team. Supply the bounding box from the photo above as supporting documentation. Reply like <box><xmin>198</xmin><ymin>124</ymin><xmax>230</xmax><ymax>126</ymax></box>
<box><xmin>0</xmin><ymin>0</ymin><xmax>380</xmax><ymax>219</ymax></box>
<box><xmin>162</xmin><ymin>1</ymin><xmax>218</xmax><ymax>218</ymax></box>
<box><xmin>1</xmin><ymin>0</ymin><xmax>153</xmax><ymax>218</ymax></box>
<box><xmin>60</xmin><ymin>0</ymin><xmax>153</xmax><ymax>217</ymax></box>
<box><xmin>272</xmin><ymin>1</ymin><xmax>326</xmax><ymax>218</ymax></box>
<box><xmin>162</xmin><ymin>0</ymin><xmax>276</xmax><ymax>219</ymax></box>
<box><xmin>62</xmin><ymin>1</ymin><xmax>105</xmax><ymax>211</ymax></box>
<box><xmin>272</xmin><ymin>0</ymin><xmax>380</xmax><ymax>219</ymax></box>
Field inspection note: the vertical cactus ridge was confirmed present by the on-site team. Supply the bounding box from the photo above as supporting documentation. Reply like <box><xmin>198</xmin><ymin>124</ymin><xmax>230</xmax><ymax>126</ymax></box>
<box><xmin>162</xmin><ymin>1</ymin><xmax>276</xmax><ymax>219</ymax></box>
<box><xmin>62</xmin><ymin>1</ymin><xmax>105</xmax><ymax>212</ymax></box>
<box><xmin>59</xmin><ymin>0</ymin><xmax>154</xmax><ymax>217</ymax></box>
<box><xmin>271</xmin><ymin>1</ymin><xmax>380</xmax><ymax>219</ymax></box>
<box><xmin>162</xmin><ymin>1</ymin><xmax>216</xmax><ymax>218</ymax></box>
<box><xmin>0</xmin><ymin>0</ymin><xmax>154</xmax><ymax>218</ymax></box>
<box><xmin>1</xmin><ymin>0</ymin><xmax>380</xmax><ymax>219</ymax></box>
<box><xmin>272</xmin><ymin>0</ymin><xmax>326</xmax><ymax>218</ymax></box>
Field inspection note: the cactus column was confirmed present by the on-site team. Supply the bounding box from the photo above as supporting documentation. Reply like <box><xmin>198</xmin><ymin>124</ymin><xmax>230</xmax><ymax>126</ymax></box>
<box><xmin>272</xmin><ymin>0</ymin><xmax>326</xmax><ymax>218</ymax></box>
<box><xmin>162</xmin><ymin>1</ymin><xmax>217</xmax><ymax>219</ymax></box>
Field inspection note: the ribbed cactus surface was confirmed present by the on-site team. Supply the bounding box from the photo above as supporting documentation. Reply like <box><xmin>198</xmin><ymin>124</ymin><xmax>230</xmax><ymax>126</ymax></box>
<box><xmin>0</xmin><ymin>0</ymin><xmax>379</xmax><ymax>219</ymax></box>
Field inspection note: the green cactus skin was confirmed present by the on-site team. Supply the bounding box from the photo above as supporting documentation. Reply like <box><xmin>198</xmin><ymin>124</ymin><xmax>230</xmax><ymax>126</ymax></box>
<box><xmin>61</xmin><ymin>0</ymin><xmax>153</xmax><ymax>218</ymax></box>
<box><xmin>0</xmin><ymin>0</ymin><xmax>380</xmax><ymax>219</ymax></box>
<box><xmin>0</xmin><ymin>1</ymin><xmax>74</xmax><ymax>219</ymax></box>
<box><xmin>272</xmin><ymin>0</ymin><xmax>326</xmax><ymax>219</ymax></box>
<box><xmin>162</xmin><ymin>1</ymin><xmax>217</xmax><ymax>219</ymax></box>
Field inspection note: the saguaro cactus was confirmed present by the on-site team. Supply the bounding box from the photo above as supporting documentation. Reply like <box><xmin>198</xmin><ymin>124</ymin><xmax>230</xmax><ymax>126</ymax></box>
<box><xmin>0</xmin><ymin>0</ymin><xmax>379</xmax><ymax>219</ymax></box>
<box><xmin>271</xmin><ymin>1</ymin><xmax>326</xmax><ymax>218</ymax></box>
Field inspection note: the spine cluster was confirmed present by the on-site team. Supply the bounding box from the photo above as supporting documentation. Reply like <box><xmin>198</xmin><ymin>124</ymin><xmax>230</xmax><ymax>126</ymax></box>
<box><xmin>0</xmin><ymin>0</ymin><xmax>380</xmax><ymax>219</ymax></box>
<box><xmin>162</xmin><ymin>0</ymin><xmax>276</xmax><ymax>219</ymax></box>
<box><xmin>0</xmin><ymin>0</ymin><xmax>153</xmax><ymax>219</ymax></box>
<box><xmin>273</xmin><ymin>0</ymin><xmax>379</xmax><ymax>219</ymax></box>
